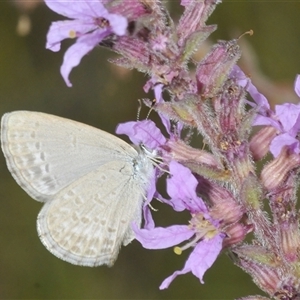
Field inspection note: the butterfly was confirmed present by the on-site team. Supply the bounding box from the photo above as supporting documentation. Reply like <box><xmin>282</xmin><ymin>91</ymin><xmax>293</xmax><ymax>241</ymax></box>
<box><xmin>1</xmin><ymin>111</ymin><xmax>155</xmax><ymax>266</ymax></box>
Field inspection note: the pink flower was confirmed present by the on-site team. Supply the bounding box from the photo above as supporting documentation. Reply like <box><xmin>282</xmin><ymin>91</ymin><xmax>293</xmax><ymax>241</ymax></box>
<box><xmin>45</xmin><ymin>0</ymin><xmax>127</xmax><ymax>87</ymax></box>
<box><xmin>234</xmin><ymin>67</ymin><xmax>300</xmax><ymax>157</ymax></box>
<box><xmin>251</xmin><ymin>74</ymin><xmax>300</xmax><ymax>157</ymax></box>
<box><xmin>269</xmin><ymin>102</ymin><xmax>300</xmax><ymax>157</ymax></box>
<box><xmin>134</xmin><ymin>161</ymin><xmax>225</xmax><ymax>289</ymax></box>
<box><xmin>116</xmin><ymin>119</ymin><xmax>166</xmax><ymax>150</ymax></box>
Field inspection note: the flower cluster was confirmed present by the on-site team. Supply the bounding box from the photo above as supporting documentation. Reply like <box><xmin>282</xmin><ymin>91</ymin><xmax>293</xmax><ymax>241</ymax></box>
<box><xmin>45</xmin><ymin>0</ymin><xmax>300</xmax><ymax>299</ymax></box>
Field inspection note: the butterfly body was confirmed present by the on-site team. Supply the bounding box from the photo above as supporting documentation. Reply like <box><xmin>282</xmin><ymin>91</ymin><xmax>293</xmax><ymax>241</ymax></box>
<box><xmin>1</xmin><ymin>111</ymin><xmax>154</xmax><ymax>266</ymax></box>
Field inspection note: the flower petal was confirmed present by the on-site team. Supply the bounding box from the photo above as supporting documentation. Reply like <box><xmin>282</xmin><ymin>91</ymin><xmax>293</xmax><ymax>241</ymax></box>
<box><xmin>275</xmin><ymin>103</ymin><xmax>300</xmax><ymax>134</ymax></box>
<box><xmin>152</xmin><ymin>83</ymin><xmax>174</xmax><ymax>135</ymax></box>
<box><xmin>60</xmin><ymin>29</ymin><xmax>107</xmax><ymax>87</ymax></box>
<box><xmin>188</xmin><ymin>234</ymin><xmax>224</xmax><ymax>282</ymax></box>
<box><xmin>159</xmin><ymin>268</ymin><xmax>189</xmax><ymax>290</ymax></box>
<box><xmin>167</xmin><ymin>161</ymin><xmax>208</xmax><ymax>213</ymax></box>
<box><xmin>141</xmin><ymin>172</ymin><xmax>157</xmax><ymax>229</ymax></box>
<box><xmin>46</xmin><ymin>20</ymin><xmax>95</xmax><ymax>52</ymax></box>
<box><xmin>44</xmin><ymin>0</ymin><xmax>107</xmax><ymax>20</ymax></box>
<box><xmin>142</xmin><ymin>205</ymin><xmax>155</xmax><ymax>230</ymax></box>
<box><xmin>252</xmin><ymin>114</ymin><xmax>280</xmax><ymax>128</ymax></box>
<box><xmin>231</xmin><ymin>65</ymin><xmax>271</xmax><ymax>115</ymax></box>
<box><xmin>154</xmin><ymin>84</ymin><xmax>164</xmax><ymax>103</ymax></box>
<box><xmin>270</xmin><ymin>133</ymin><xmax>300</xmax><ymax>157</ymax></box>
<box><xmin>160</xmin><ymin>234</ymin><xmax>224</xmax><ymax>289</ymax></box>
<box><xmin>231</xmin><ymin>65</ymin><xmax>248</xmax><ymax>88</ymax></box>
<box><xmin>133</xmin><ymin>224</ymin><xmax>193</xmax><ymax>249</ymax></box>
<box><xmin>116</xmin><ymin>120</ymin><xmax>166</xmax><ymax>149</ymax></box>
<box><xmin>247</xmin><ymin>79</ymin><xmax>270</xmax><ymax>111</ymax></box>
<box><xmin>106</xmin><ymin>13</ymin><xmax>127</xmax><ymax>36</ymax></box>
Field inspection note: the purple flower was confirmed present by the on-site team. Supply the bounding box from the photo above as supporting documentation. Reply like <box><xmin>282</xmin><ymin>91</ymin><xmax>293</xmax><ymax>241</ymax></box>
<box><xmin>116</xmin><ymin>112</ymin><xmax>224</xmax><ymax>288</ymax></box>
<box><xmin>45</xmin><ymin>0</ymin><xmax>127</xmax><ymax>87</ymax></box>
<box><xmin>269</xmin><ymin>102</ymin><xmax>300</xmax><ymax>157</ymax></box>
<box><xmin>233</xmin><ymin>67</ymin><xmax>300</xmax><ymax>157</ymax></box>
<box><xmin>269</xmin><ymin>75</ymin><xmax>300</xmax><ymax>156</ymax></box>
<box><xmin>160</xmin><ymin>234</ymin><xmax>224</xmax><ymax>289</ymax></box>
<box><xmin>115</xmin><ymin>87</ymin><xmax>182</xmax><ymax>150</ymax></box>
<box><xmin>231</xmin><ymin>66</ymin><xmax>274</xmax><ymax>126</ymax></box>
<box><xmin>252</xmin><ymin>74</ymin><xmax>300</xmax><ymax>157</ymax></box>
<box><xmin>116</xmin><ymin>118</ymin><xmax>165</xmax><ymax>223</ymax></box>
<box><xmin>133</xmin><ymin>161</ymin><xmax>225</xmax><ymax>289</ymax></box>
<box><xmin>116</xmin><ymin>117</ymin><xmax>224</xmax><ymax>286</ymax></box>
<box><xmin>115</xmin><ymin>119</ymin><xmax>166</xmax><ymax>150</ymax></box>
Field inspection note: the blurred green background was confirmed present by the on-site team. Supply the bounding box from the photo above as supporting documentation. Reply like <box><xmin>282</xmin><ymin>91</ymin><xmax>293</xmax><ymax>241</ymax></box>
<box><xmin>1</xmin><ymin>1</ymin><xmax>300</xmax><ymax>299</ymax></box>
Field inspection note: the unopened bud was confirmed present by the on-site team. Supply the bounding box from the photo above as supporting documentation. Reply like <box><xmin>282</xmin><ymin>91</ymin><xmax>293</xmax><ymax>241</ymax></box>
<box><xmin>250</xmin><ymin>126</ymin><xmax>277</xmax><ymax>160</ymax></box>
<box><xmin>196</xmin><ymin>39</ymin><xmax>241</xmax><ymax>98</ymax></box>
<box><xmin>261</xmin><ymin>147</ymin><xmax>300</xmax><ymax>191</ymax></box>
<box><xmin>237</xmin><ymin>296</ymin><xmax>271</xmax><ymax>300</ymax></box>
<box><xmin>223</xmin><ymin>223</ymin><xmax>253</xmax><ymax>248</ymax></box>
<box><xmin>238</xmin><ymin>258</ymin><xmax>281</xmax><ymax>296</ymax></box>
<box><xmin>165</xmin><ymin>139</ymin><xmax>221</xmax><ymax>167</ymax></box>
<box><xmin>210</xmin><ymin>200</ymin><xmax>244</xmax><ymax>225</ymax></box>
<box><xmin>279</xmin><ymin>219</ymin><xmax>300</xmax><ymax>262</ymax></box>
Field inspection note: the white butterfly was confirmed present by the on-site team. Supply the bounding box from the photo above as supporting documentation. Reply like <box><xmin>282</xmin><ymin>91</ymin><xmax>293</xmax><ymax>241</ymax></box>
<box><xmin>1</xmin><ymin>111</ymin><xmax>155</xmax><ymax>266</ymax></box>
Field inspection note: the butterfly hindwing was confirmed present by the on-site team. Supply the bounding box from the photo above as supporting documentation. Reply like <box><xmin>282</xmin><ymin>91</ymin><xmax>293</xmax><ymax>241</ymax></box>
<box><xmin>37</xmin><ymin>160</ymin><xmax>144</xmax><ymax>266</ymax></box>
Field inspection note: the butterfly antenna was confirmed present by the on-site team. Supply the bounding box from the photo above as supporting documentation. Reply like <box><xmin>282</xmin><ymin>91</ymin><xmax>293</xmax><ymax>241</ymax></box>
<box><xmin>137</xmin><ymin>99</ymin><xmax>142</xmax><ymax>121</ymax></box>
<box><xmin>146</xmin><ymin>98</ymin><xmax>157</xmax><ymax>120</ymax></box>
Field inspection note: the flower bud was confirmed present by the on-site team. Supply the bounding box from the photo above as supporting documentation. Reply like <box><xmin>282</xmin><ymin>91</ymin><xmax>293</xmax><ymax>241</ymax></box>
<box><xmin>279</xmin><ymin>219</ymin><xmax>300</xmax><ymax>262</ymax></box>
<box><xmin>238</xmin><ymin>258</ymin><xmax>281</xmax><ymax>295</ymax></box>
<box><xmin>261</xmin><ymin>147</ymin><xmax>300</xmax><ymax>191</ymax></box>
<box><xmin>210</xmin><ymin>200</ymin><xmax>244</xmax><ymax>225</ymax></box>
<box><xmin>224</xmin><ymin>141</ymin><xmax>255</xmax><ymax>184</ymax></box>
<box><xmin>196</xmin><ymin>39</ymin><xmax>241</xmax><ymax>98</ymax></box>
<box><xmin>250</xmin><ymin>126</ymin><xmax>277</xmax><ymax>161</ymax></box>
<box><xmin>165</xmin><ymin>139</ymin><xmax>221</xmax><ymax>167</ymax></box>
<box><xmin>237</xmin><ymin>296</ymin><xmax>271</xmax><ymax>300</ymax></box>
<box><xmin>164</xmin><ymin>140</ymin><xmax>231</xmax><ymax>182</ymax></box>
<box><xmin>176</xmin><ymin>0</ymin><xmax>220</xmax><ymax>48</ymax></box>
<box><xmin>222</xmin><ymin>223</ymin><xmax>253</xmax><ymax>248</ymax></box>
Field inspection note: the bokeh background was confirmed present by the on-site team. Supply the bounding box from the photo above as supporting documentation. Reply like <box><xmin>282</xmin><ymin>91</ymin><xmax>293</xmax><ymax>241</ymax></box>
<box><xmin>1</xmin><ymin>1</ymin><xmax>300</xmax><ymax>299</ymax></box>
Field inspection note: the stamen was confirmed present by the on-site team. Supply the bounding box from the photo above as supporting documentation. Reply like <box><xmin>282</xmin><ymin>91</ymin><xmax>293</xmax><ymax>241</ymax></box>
<box><xmin>69</xmin><ymin>30</ymin><xmax>76</xmax><ymax>38</ymax></box>
<box><xmin>237</xmin><ymin>29</ymin><xmax>254</xmax><ymax>40</ymax></box>
<box><xmin>173</xmin><ymin>234</ymin><xmax>204</xmax><ymax>255</ymax></box>
<box><xmin>173</xmin><ymin>214</ymin><xmax>219</xmax><ymax>255</ymax></box>
<box><xmin>174</xmin><ymin>247</ymin><xmax>182</xmax><ymax>255</ymax></box>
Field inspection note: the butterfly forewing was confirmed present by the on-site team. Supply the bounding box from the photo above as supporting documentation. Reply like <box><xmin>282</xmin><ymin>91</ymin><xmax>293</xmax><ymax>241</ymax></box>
<box><xmin>1</xmin><ymin>111</ymin><xmax>154</xmax><ymax>266</ymax></box>
<box><xmin>1</xmin><ymin>111</ymin><xmax>138</xmax><ymax>202</ymax></box>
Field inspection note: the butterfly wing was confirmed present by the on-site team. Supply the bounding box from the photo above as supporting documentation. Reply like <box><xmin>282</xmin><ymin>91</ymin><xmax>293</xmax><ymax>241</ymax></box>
<box><xmin>1</xmin><ymin>111</ymin><xmax>152</xmax><ymax>266</ymax></box>
<box><xmin>1</xmin><ymin>111</ymin><xmax>138</xmax><ymax>202</ymax></box>
<box><xmin>37</xmin><ymin>159</ymin><xmax>144</xmax><ymax>266</ymax></box>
